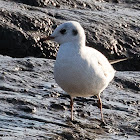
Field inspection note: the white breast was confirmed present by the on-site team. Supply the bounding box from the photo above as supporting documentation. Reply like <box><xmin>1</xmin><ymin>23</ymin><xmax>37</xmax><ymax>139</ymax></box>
<box><xmin>54</xmin><ymin>43</ymin><xmax>115</xmax><ymax>98</ymax></box>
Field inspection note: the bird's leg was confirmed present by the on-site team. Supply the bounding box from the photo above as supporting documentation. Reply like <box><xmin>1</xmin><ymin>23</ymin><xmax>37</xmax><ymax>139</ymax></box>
<box><xmin>97</xmin><ymin>95</ymin><xmax>104</xmax><ymax>123</ymax></box>
<box><xmin>70</xmin><ymin>97</ymin><xmax>74</xmax><ymax>121</ymax></box>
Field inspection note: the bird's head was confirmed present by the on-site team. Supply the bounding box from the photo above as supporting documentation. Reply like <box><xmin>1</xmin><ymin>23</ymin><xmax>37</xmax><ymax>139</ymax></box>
<box><xmin>40</xmin><ymin>21</ymin><xmax>86</xmax><ymax>45</ymax></box>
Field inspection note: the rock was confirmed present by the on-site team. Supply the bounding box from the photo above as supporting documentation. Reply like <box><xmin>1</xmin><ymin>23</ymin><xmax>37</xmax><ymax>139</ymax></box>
<box><xmin>50</xmin><ymin>102</ymin><xmax>66</xmax><ymax>110</ymax></box>
<box><xmin>17</xmin><ymin>105</ymin><xmax>37</xmax><ymax>113</ymax></box>
<box><xmin>0</xmin><ymin>0</ymin><xmax>139</xmax><ymax>70</ymax></box>
<box><xmin>0</xmin><ymin>0</ymin><xmax>58</xmax><ymax>59</ymax></box>
<box><xmin>0</xmin><ymin>55</ymin><xmax>139</xmax><ymax>139</ymax></box>
<box><xmin>0</xmin><ymin>1</ymin><xmax>139</xmax><ymax>139</ymax></box>
<box><xmin>12</xmin><ymin>0</ymin><xmax>49</xmax><ymax>7</ymax></box>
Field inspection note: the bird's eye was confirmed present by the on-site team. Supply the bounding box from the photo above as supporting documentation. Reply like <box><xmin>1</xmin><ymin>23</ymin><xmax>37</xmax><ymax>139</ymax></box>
<box><xmin>72</xmin><ymin>29</ymin><xmax>78</xmax><ymax>36</ymax></box>
<box><xmin>60</xmin><ymin>29</ymin><xmax>66</xmax><ymax>35</ymax></box>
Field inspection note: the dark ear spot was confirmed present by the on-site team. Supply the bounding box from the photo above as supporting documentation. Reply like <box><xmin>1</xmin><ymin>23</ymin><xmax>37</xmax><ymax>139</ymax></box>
<box><xmin>72</xmin><ymin>29</ymin><xmax>78</xmax><ymax>36</ymax></box>
<box><xmin>52</xmin><ymin>24</ymin><xmax>57</xmax><ymax>29</ymax></box>
<box><xmin>60</xmin><ymin>29</ymin><xmax>66</xmax><ymax>35</ymax></box>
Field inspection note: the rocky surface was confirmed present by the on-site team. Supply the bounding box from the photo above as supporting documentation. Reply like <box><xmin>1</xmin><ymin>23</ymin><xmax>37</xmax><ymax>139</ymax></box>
<box><xmin>0</xmin><ymin>0</ymin><xmax>140</xmax><ymax>70</ymax></box>
<box><xmin>0</xmin><ymin>0</ymin><xmax>140</xmax><ymax>139</ymax></box>
<box><xmin>0</xmin><ymin>55</ymin><xmax>139</xmax><ymax>140</ymax></box>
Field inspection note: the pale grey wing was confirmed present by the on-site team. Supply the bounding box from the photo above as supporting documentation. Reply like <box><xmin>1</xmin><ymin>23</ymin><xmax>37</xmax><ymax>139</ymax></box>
<box><xmin>85</xmin><ymin>47</ymin><xmax>116</xmax><ymax>82</ymax></box>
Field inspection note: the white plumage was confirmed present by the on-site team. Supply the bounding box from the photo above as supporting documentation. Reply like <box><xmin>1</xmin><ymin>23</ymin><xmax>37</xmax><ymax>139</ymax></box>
<box><xmin>43</xmin><ymin>21</ymin><xmax>115</xmax><ymax>122</ymax></box>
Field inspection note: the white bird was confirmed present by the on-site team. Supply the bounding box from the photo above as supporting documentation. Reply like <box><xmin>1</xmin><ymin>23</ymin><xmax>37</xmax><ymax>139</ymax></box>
<box><xmin>40</xmin><ymin>21</ymin><xmax>116</xmax><ymax>122</ymax></box>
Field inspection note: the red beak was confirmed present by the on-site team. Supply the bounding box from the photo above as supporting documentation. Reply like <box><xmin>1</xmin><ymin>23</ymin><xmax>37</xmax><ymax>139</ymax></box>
<box><xmin>39</xmin><ymin>36</ymin><xmax>55</xmax><ymax>42</ymax></box>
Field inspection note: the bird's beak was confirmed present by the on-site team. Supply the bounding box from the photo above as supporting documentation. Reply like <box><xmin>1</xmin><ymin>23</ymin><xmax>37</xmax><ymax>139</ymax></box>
<box><xmin>39</xmin><ymin>36</ymin><xmax>55</xmax><ymax>42</ymax></box>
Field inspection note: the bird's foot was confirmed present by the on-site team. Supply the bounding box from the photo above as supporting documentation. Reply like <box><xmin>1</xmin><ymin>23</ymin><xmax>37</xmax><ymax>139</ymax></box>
<box><xmin>71</xmin><ymin>119</ymin><xmax>79</xmax><ymax>124</ymax></box>
<box><xmin>100</xmin><ymin>120</ymin><xmax>107</xmax><ymax>127</ymax></box>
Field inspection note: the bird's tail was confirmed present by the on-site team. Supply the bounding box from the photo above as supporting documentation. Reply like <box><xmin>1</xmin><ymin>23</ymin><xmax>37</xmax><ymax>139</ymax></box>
<box><xmin>109</xmin><ymin>58</ymin><xmax>132</xmax><ymax>65</ymax></box>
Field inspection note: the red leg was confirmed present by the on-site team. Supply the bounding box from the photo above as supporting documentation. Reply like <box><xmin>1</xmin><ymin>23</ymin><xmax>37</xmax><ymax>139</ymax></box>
<box><xmin>70</xmin><ymin>97</ymin><xmax>74</xmax><ymax>121</ymax></box>
<box><xmin>98</xmin><ymin>95</ymin><xmax>104</xmax><ymax>122</ymax></box>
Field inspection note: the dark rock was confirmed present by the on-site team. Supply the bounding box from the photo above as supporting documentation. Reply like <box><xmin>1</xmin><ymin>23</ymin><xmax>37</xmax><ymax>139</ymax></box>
<box><xmin>17</xmin><ymin>105</ymin><xmax>36</xmax><ymax>113</ymax></box>
<box><xmin>0</xmin><ymin>0</ymin><xmax>139</xmax><ymax>70</ymax></box>
<box><xmin>50</xmin><ymin>103</ymin><xmax>66</xmax><ymax>110</ymax></box>
<box><xmin>0</xmin><ymin>1</ymin><xmax>58</xmax><ymax>59</ymax></box>
<box><xmin>12</xmin><ymin>0</ymin><xmax>48</xmax><ymax>7</ymax></box>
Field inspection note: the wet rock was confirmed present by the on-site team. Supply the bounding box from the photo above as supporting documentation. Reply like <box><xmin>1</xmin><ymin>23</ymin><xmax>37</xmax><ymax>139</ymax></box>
<box><xmin>0</xmin><ymin>1</ymin><xmax>58</xmax><ymax>59</ymax></box>
<box><xmin>50</xmin><ymin>102</ymin><xmax>66</xmax><ymax>110</ymax></box>
<box><xmin>114</xmin><ymin>71</ymin><xmax>140</xmax><ymax>91</ymax></box>
<box><xmin>17</xmin><ymin>105</ymin><xmax>36</xmax><ymax>113</ymax></box>
<box><xmin>0</xmin><ymin>0</ymin><xmax>139</xmax><ymax>70</ymax></box>
<box><xmin>12</xmin><ymin>0</ymin><xmax>49</xmax><ymax>7</ymax></box>
<box><xmin>0</xmin><ymin>55</ymin><xmax>140</xmax><ymax>139</ymax></box>
<box><xmin>60</xmin><ymin>131</ymin><xmax>78</xmax><ymax>140</ymax></box>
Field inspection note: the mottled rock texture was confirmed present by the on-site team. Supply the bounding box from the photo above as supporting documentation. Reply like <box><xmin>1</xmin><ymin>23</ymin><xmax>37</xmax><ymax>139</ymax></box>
<box><xmin>0</xmin><ymin>1</ymin><xmax>140</xmax><ymax>139</ymax></box>
<box><xmin>0</xmin><ymin>55</ymin><xmax>139</xmax><ymax>140</ymax></box>
<box><xmin>0</xmin><ymin>0</ymin><xmax>140</xmax><ymax>70</ymax></box>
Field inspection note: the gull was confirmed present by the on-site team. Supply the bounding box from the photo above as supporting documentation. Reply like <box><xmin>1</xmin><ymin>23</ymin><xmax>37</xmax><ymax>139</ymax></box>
<box><xmin>40</xmin><ymin>21</ymin><xmax>116</xmax><ymax>122</ymax></box>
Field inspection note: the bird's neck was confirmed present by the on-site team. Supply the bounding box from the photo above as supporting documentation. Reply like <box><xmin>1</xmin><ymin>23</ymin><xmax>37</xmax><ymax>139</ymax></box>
<box><xmin>61</xmin><ymin>40</ymin><xmax>85</xmax><ymax>49</ymax></box>
<box><xmin>79</xmin><ymin>40</ymin><xmax>86</xmax><ymax>48</ymax></box>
